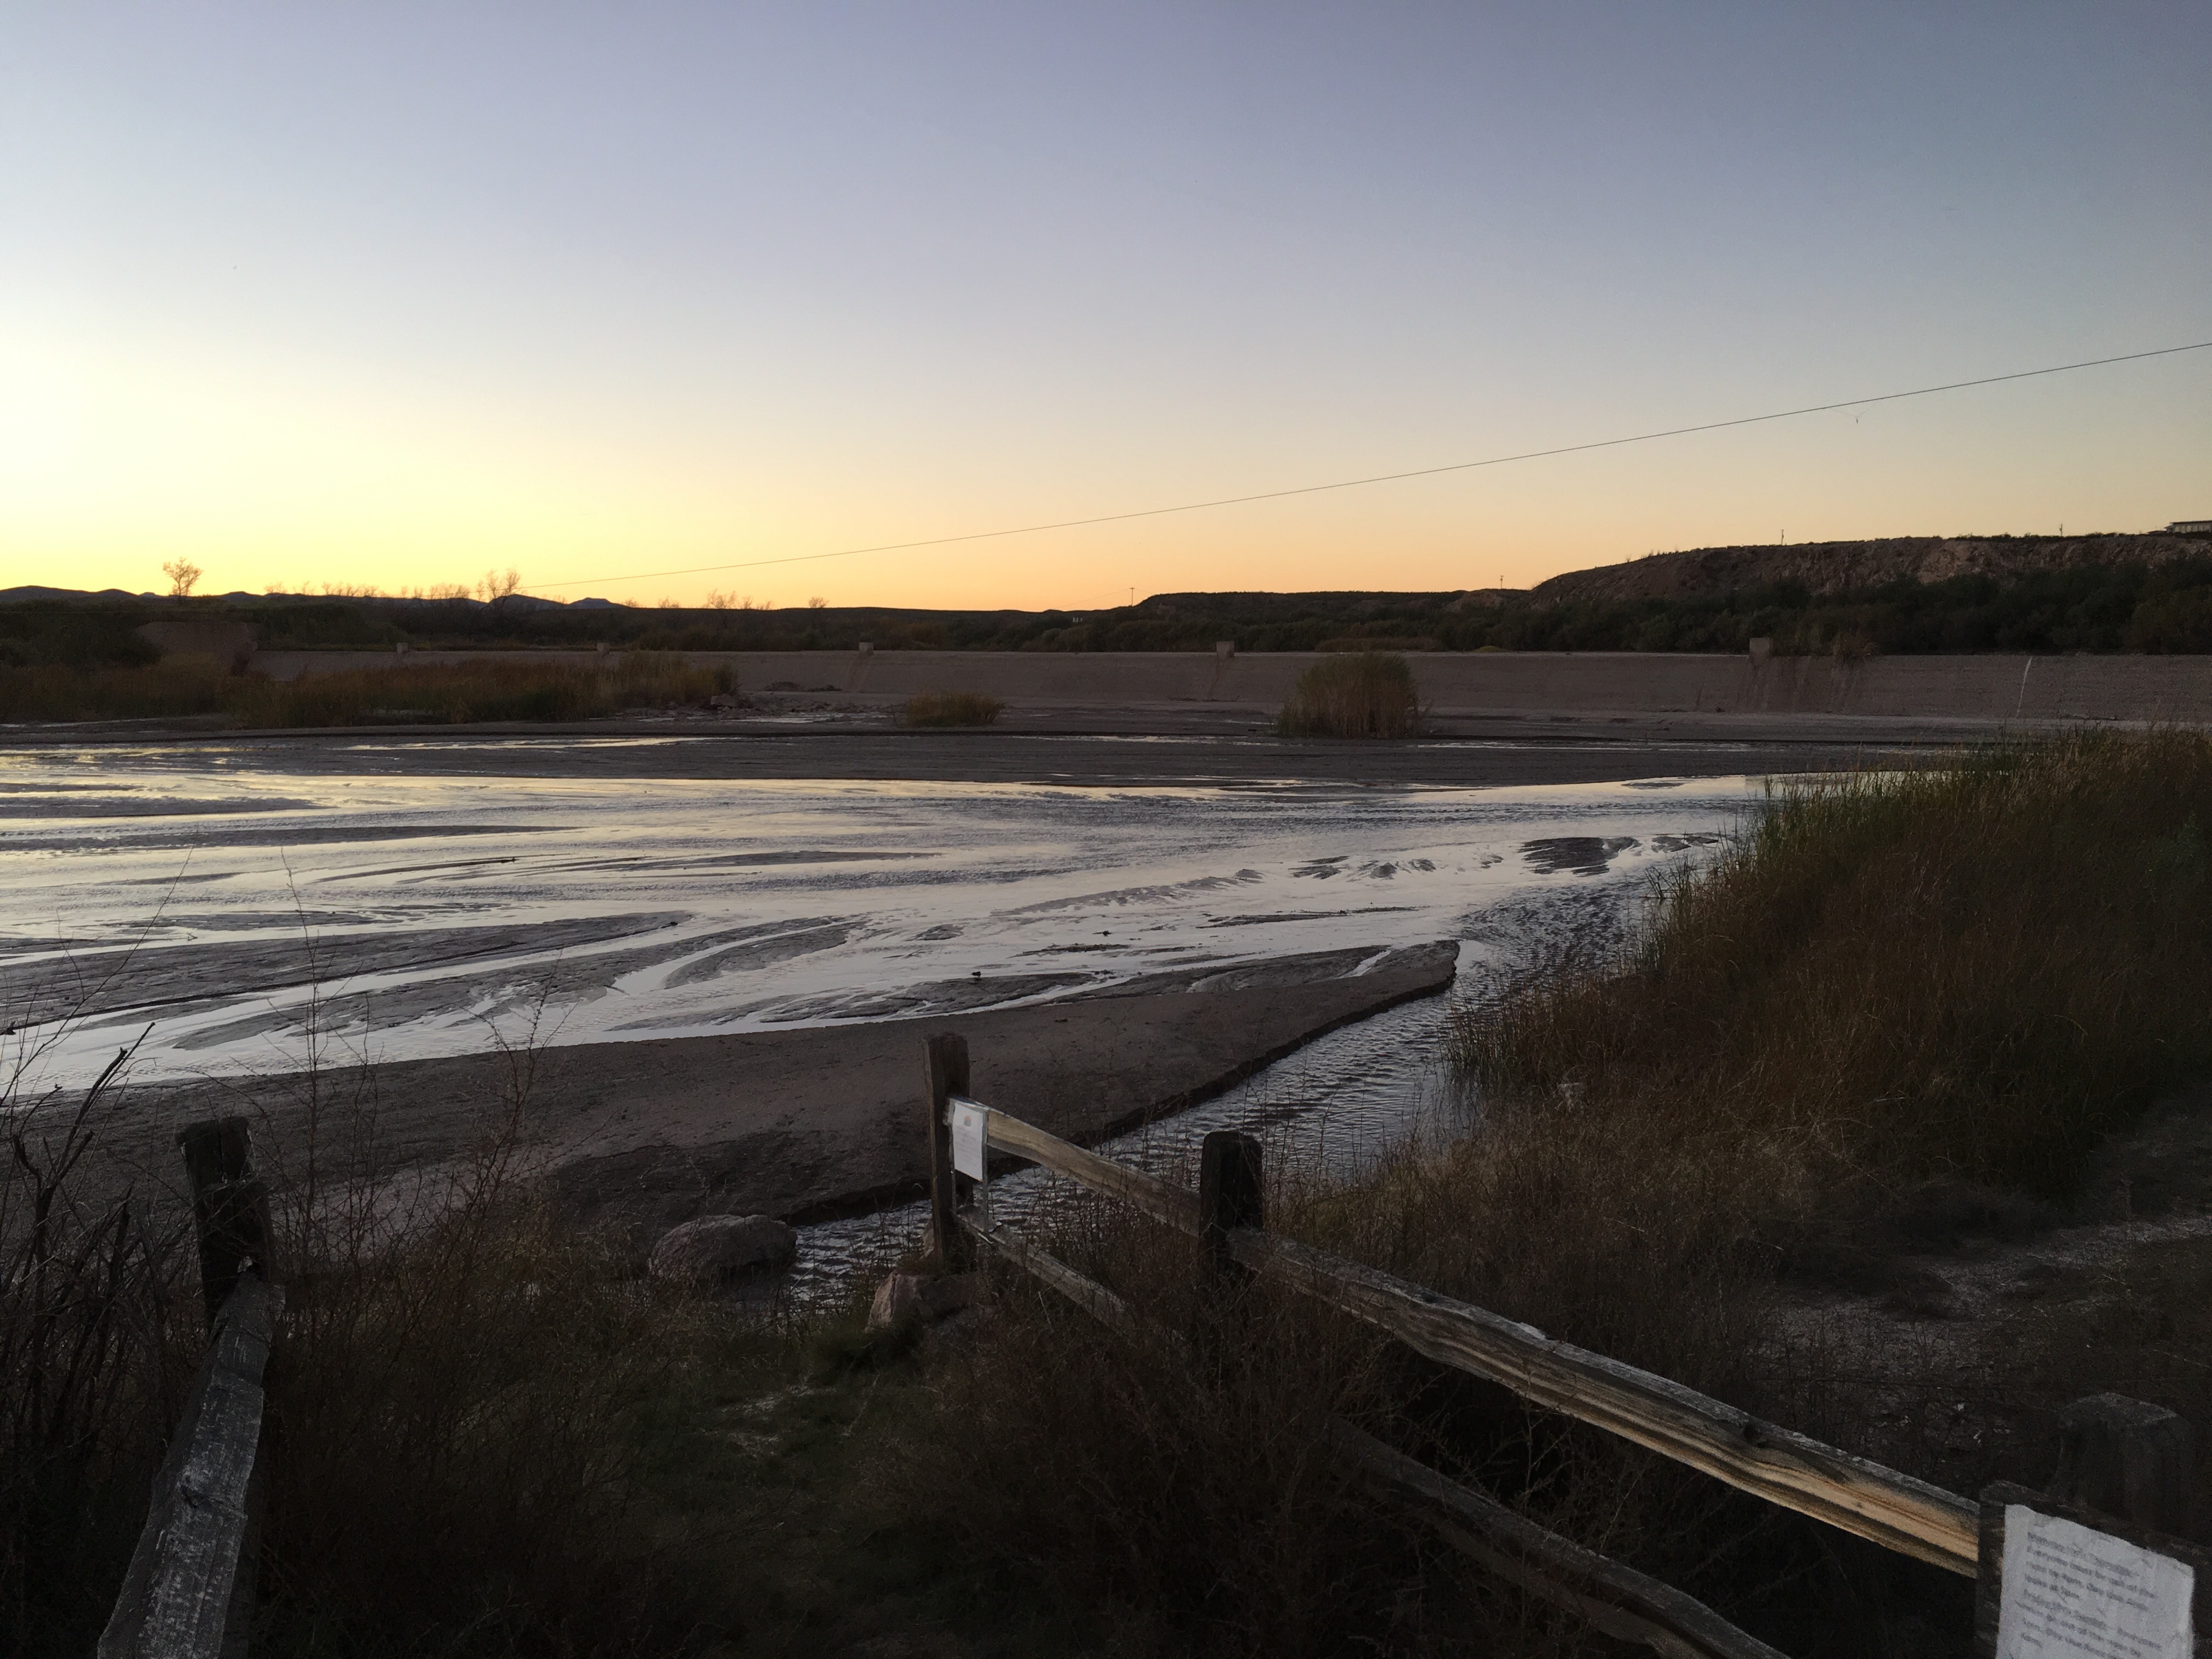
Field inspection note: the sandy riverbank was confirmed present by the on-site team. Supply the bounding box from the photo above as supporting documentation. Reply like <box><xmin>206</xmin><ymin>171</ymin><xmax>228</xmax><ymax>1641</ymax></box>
<box><xmin>88</xmin><ymin>941</ymin><xmax>1457</xmax><ymax>1249</ymax></box>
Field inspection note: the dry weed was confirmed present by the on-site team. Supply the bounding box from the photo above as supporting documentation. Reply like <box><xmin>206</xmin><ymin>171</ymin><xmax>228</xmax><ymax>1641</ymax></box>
<box><xmin>902</xmin><ymin>690</ymin><xmax>1004</xmax><ymax>727</ymax></box>
<box><xmin>1276</xmin><ymin>653</ymin><xmax>1420</xmax><ymax>738</ymax></box>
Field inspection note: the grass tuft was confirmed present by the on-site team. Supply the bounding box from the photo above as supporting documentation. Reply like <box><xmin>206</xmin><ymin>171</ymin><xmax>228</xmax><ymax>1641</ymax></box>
<box><xmin>1276</xmin><ymin>652</ymin><xmax>1420</xmax><ymax>738</ymax></box>
<box><xmin>902</xmin><ymin>690</ymin><xmax>1005</xmax><ymax>727</ymax></box>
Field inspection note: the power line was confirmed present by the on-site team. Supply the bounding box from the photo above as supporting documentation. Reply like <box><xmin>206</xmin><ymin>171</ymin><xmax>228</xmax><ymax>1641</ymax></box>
<box><xmin>535</xmin><ymin>340</ymin><xmax>2212</xmax><ymax>591</ymax></box>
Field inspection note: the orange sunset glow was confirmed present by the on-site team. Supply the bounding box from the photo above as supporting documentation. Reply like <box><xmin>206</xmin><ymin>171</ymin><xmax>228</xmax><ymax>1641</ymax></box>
<box><xmin>3</xmin><ymin>8</ymin><xmax>2205</xmax><ymax>608</ymax></box>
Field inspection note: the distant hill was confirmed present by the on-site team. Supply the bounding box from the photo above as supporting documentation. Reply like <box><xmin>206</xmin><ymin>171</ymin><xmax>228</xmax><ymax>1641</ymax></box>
<box><xmin>8</xmin><ymin>529</ymin><xmax>2212</xmax><ymax>662</ymax></box>
<box><xmin>1531</xmin><ymin>532</ymin><xmax>2212</xmax><ymax>605</ymax></box>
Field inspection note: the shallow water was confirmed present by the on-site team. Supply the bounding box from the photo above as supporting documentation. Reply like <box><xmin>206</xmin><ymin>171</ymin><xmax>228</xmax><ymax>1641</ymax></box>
<box><xmin>789</xmin><ymin>989</ymin><xmax>1475</xmax><ymax>1299</ymax></box>
<box><xmin>2</xmin><ymin>741</ymin><xmax>1750</xmax><ymax>1111</ymax></box>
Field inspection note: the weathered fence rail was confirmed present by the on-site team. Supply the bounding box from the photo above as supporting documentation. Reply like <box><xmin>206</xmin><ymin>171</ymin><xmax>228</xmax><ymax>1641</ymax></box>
<box><xmin>923</xmin><ymin>1030</ymin><xmax>2207</xmax><ymax>1657</ymax></box>
<box><xmin>1232</xmin><ymin>1228</ymin><xmax>1978</xmax><ymax>1571</ymax></box>
<box><xmin>96</xmin><ymin>1275</ymin><xmax>272</xmax><ymax>1659</ymax></box>
<box><xmin>99</xmin><ymin>1118</ymin><xmax>275</xmax><ymax>1659</ymax></box>
<box><xmin>972</xmin><ymin>1070</ymin><xmax>1977</xmax><ymax>1571</ymax></box>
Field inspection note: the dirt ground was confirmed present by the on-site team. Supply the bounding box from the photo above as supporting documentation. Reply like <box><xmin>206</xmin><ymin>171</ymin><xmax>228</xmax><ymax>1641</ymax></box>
<box><xmin>1764</xmin><ymin>1084</ymin><xmax>2212</xmax><ymax>1529</ymax></box>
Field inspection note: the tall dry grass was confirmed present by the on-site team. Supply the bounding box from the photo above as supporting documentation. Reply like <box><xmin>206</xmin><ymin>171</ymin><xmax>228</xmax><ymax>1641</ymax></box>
<box><xmin>260</xmin><ymin>1208</ymin><xmax>712</xmax><ymax>1656</ymax></box>
<box><xmin>1</xmin><ymin>1003</ymin><xmax>742</xmax><ymax>1658</ymax></box>
<box><xmin>1289</xmin><ymin>732</ymin><xmax>2212</xmax><ymax>1645</ymax></box>
<box><xmin>1</xmin><ymin>1066</ymin><xmax>196</xmax><ymax>1657</ymax></box>
<box><xmin>1286</xmin><ymin>732</ymin><xmax>2212</xmax><ymax>1432</ymax></box>
<box><xmin>896</xmin><ymin>1177</ymin><xmax>1806</xmax><ymax>1655</ymax></box>
<box><xmin>218</xmin><ymin>1027</ymin><xmax>747</xmax><ymax>1657</ymax></box>
<box><xmin>1276</xmin><ymin>653</ymin><xmax>1420</xmax><ymax>738</ymax></box>
<box><xmin>0</xmin><ymin>653</ymin><xmax>733</xmax><ymax>726</ymax></box>
<box><xmin>1459</xmin><ymin>730</ymin><xmax>2212</xmax><ymax>1207</ymax></box>
<box><xmin>898</xmin><ymin>1209</ymin><xmax>1431</xmax><ymax>1658</ymax></box>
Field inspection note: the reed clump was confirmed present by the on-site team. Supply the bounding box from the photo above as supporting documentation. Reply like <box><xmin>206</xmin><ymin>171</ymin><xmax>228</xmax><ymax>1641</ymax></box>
<box><xmin>0</xmin><ymin>653</ymin><xmax>733</xmax><ymax>726</ymax></box>
<box><xmin>902</xmin><ymin>690</ymin><xmax>1004</xmax><ymax>727</ymax></box>
<box><xmin>1276</xmin><ymin>652</ymin><xmax>1420</xmax><ymax>738</ymax></box>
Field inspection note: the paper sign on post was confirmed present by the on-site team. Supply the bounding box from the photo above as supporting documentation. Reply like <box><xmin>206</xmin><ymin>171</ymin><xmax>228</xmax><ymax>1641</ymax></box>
<box><xmin>950</xmin><ymin>1099</ymin><xmax>988</xmax><ymax>1181</ymax></box>
<box><xmin>1997</xmin><ymin>1505</ymin><xmax>2193</xmax><ymax>1659</ymax></box>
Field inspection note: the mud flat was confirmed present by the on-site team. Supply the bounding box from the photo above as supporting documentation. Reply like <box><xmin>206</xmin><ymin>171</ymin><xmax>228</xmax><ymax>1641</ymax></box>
<box><xmin>3</xmin><ymin>724</ymin><xmax>1939</xmax><ymax>789</ymax></box>
<box><xmin>92</xmin><ymin>941</ymin><xmax>1456</xmax><ymax>1249</ymax></box>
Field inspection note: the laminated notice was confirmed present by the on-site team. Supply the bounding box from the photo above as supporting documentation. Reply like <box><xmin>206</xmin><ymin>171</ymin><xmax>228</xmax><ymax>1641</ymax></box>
<box><xmin>951</xmin><ymin>1099</ymin><xmax>988</xmax><ymax>1181</ymax></box>
<box><xmin>1997</xmin><ymin>1505</ymin><xmax>2192</xmax><ymax>1659</ymax></box>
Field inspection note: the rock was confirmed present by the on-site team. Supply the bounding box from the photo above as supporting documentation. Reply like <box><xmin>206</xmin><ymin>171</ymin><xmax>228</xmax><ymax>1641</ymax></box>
<box><xmin>647</xmin><ymin>1215</ymin><xmax>796</xmax><ymax>1288</ymax></box>
<box><xmin>866</xmin><ymin>1270</ymin><xmax>984</xmax><ymax>1333</ymax></box>
<box><xmin>868</xmin><ymin>1271</ymin><xmax>928</xmax><ymax>1331</ymax></box>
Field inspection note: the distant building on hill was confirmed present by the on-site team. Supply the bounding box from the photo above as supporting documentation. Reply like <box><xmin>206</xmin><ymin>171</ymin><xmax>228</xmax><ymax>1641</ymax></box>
<box><xmin>2168</xmin><ymin>519</ymin><xmax>2212</xmax><ymax>533</ymax></box>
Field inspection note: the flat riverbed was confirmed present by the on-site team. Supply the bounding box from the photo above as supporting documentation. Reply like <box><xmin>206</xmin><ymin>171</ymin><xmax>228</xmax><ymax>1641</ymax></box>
<box><xmin>5</xmin><ymin>735</ymin><xmax>1794</xmax><ymax>1275</ymax></box>
<box><xmin>3</xmin><ymin>737</ymin><xmax>1758</xmax><ymax>1097</ymax></box>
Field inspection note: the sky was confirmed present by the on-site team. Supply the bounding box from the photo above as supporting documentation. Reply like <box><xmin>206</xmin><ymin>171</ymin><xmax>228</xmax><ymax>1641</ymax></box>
<box><xmin>3</xmin><ymin>4</ymin><xmax>2208</xmax><ymax>611</ymax></box>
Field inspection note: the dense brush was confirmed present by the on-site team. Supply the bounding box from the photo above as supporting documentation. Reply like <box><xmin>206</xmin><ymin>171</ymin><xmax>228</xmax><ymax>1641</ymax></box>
<box><xmin>1276</xmin><ymin>652</ymin><xmax>1421</xmax><ymax>738</ymax></box>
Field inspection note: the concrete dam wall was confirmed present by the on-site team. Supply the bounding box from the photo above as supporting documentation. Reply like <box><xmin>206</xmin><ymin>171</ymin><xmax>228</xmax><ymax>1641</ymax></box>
<box><xmin>253</xmin><ymin>648</ymin><xmax>2212</xmax><ymax>724</ymax></box>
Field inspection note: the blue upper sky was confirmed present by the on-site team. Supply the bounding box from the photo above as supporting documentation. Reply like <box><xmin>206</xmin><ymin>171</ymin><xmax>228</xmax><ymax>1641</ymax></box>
<box><xmin>3</xmin><ymin>3</ymin><xmax>2207</xmax><ymax>607</ymax></box>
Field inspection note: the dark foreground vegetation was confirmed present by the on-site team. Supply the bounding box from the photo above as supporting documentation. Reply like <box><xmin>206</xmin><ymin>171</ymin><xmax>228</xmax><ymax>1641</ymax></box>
<box><xmin>9</xmin><ymin>732</ymin><xmax>2212</xmax><ymax>1656</ymax></box>
<box><xmin>0</xmin><ymin>654</ymin><xmax>732</xmax><ymax>726</ymax></box>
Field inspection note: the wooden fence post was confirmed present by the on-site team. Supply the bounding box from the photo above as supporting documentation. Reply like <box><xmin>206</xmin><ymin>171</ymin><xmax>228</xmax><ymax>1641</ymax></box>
<box><xmin>176</xmin><ymin>1118</ymin><xmax>270</xmax><ymax>1328</ymax></box>
<box><xmin>1198</xmin><ymin>1131</ymin><xmax>1263</xmax><ymax>1282</ymax></box>
<box><xmin>99</xmin><ymin>1123</ymin><xmax>278</xmax><ymax>1659</ymax></box>
<box><xmin>2049</xmin><ymin>1392</ymin><xmax>2197</xmax><ymax>1536</ymax></box>
<box><xmin>924</xmin><ymin>1034</ymin><xmax>970</xmax><ymax>1269</ymax></box>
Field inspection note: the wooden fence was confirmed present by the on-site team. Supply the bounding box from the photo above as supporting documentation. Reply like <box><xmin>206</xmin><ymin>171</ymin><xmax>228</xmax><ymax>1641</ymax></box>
<box><xmin>99</xmin><ymin>1119</ymin><xmax>274</xmax><ymax>1659</ymax></box>
<box><xmin>921</xmin><ymin>1032</ymin><xmax>2207</xmax><ymax>1658</ymax></box>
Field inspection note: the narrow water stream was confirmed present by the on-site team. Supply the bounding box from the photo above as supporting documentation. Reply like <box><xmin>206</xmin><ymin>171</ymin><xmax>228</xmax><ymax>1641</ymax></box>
<box><xmin>789</xmin><ymin>948</ymin><xmax>1478</xmax><ymax>1301</ymax></box>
